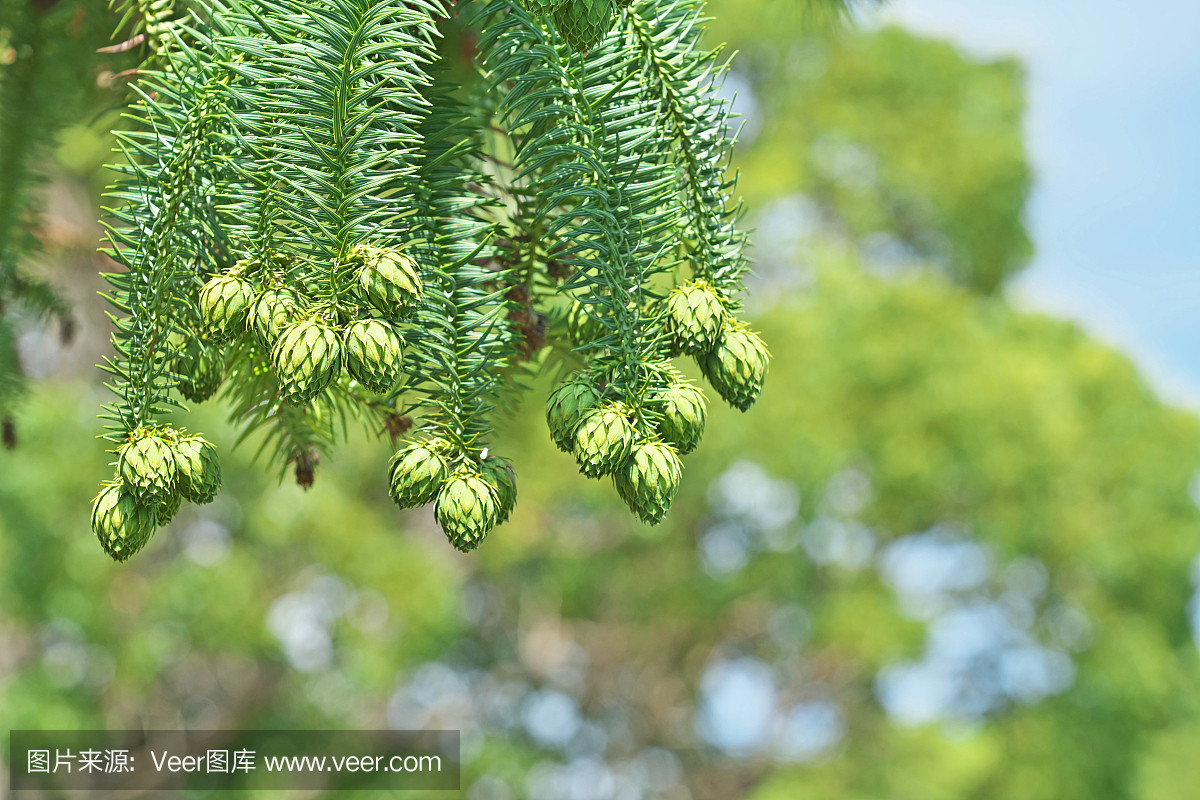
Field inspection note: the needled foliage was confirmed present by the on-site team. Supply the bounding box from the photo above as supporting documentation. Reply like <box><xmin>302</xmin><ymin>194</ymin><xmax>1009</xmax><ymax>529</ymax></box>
<box><xmin>84</xmin><ymin>0</ymin><xmax>777</xmax><ymax>560</ymax></box>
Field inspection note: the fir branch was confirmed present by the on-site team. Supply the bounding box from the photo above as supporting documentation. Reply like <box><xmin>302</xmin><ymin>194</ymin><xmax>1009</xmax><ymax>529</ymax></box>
<box><xmin>204</xmin><ymin>0</ymin><xmax>447</xmax><ymax>471</ymax></box>
<box><xmin>100</xmin><ymin>38</ymin><xmax>228</xmax><ymax>438</ymax></box>
<box><xmin>402</xmin><ymin>80</ymin><xmax>513</xmax><ymax>458</ymax></box>
<box><xmin>478</xmin><ymin>0</ymin><xmax>683</xmax><ymax>414</ymax></box>
<box><xmin>626</xmin><ymin>0</ymin><xmax>749</xmax><ymax>299</ymax></box>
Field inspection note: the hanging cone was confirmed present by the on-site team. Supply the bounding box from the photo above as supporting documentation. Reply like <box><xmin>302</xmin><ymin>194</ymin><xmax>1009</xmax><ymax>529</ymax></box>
<box><xmin>271</xmin><ymin>317</ymin><xmax>344</xmax><ymax>403</ymax></box>
<box><xmin>573</xmin><ymin>402</ymin><xmax>635</xmax><ymax>478</ymax></box>
<box><xmin>92</xmin><ymin>480</ymin><xmax>160</xmax><ymax>562</ymax></box>
<box><xmin>389</xmin><ymin>439</ymin><xmax>451</xmax><ymax>509</ymax></box>
<box><xmin>435</xmin><ymin>469</ymin><xmax>500</xmax><ymax>552</ymax></box>
<box><xmin>614</xmin><ymin>440</ymin><xmax>683</xmax><ymax>524</ymax></box>
<box><xmin>698</xmin><ymin>320</ymin><xmax>770</xmax><ymax>412</ymax></box>
<box><xmin>344</xmin><ymin>318</ymin><xmax>404</xmax><ymax>394</ymax></box>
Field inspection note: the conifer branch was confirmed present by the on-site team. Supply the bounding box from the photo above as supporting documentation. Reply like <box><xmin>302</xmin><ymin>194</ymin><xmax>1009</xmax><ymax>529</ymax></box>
<box><xmin>84</xmin><ymin>0</ymin><xmax>769</xmax><ymax>558</ymax></box>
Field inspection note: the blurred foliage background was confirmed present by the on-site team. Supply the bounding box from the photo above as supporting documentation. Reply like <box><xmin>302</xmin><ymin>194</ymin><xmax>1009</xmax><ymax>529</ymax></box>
<box><xmin>2</xmin><ymin>1</ymin><xmax>1200</xmax><ymax>799</ymax></box>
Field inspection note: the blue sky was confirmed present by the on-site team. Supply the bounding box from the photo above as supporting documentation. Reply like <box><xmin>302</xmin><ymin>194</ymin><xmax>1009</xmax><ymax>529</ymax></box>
<box><xmin>871</xmin><ymin>0</ymin><xmax>1200</xmax><ymax>407</ymax></box>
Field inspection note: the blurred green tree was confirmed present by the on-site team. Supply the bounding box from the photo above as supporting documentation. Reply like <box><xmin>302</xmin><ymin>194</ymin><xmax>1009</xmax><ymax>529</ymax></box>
<box><xmin>707</xmin><ymin>4</ymin><xmax>1032</xmax><ymax>293</ymax></box>
<box><xmin>0</xmin><ymin>0</ymin><xmax>130</xmax><ymax>432</ymax></box>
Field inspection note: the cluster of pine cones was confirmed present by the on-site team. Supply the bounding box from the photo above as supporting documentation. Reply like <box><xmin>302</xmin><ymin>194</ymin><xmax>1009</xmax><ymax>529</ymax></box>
<box><xmin>92</xmin><ymin>428</ymin><xmax>221</xmax><ymax>561</ymax></box>
<box><xmin>549</xmin><ymin>279</ymin><xmax>769</xmax><ymax>524</ymax></box>
<box><xmin>91</xmin><ymin>244</ymin><xmax>420</xmax><ymax>560</ymax></box>
<box><xmin>202</xmin><ymin>242</ymin><xmax>512</xmax><ymax>554</ymax></box>
<box><xmin>521</xmin><ymin>0</ymin><xmax>634</xmax><ymax>52</ymax></box>
<box><xmin>91</xmin><ymin>257</ymin><xmax>765</xmax><ymax>556</ymax></box>
<box><xmin>193</xmin><ymin>244</ymin><xmax>418</xmax><ymax>402</ymax></box>
<box><xmin>389</xmin><ymin>440</ymin><xmax>517</xmax><ymax>553</ymax></box>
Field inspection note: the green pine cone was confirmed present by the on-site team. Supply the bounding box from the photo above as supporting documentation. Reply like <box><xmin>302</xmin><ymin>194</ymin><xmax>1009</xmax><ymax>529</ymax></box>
<box><xmin>92</xmin><ymin>481</ymin><xmax>160</xmax><ymax>562</ymax></box>
<box><xmin>650</xmin><ymin>379</ymin><xmax>707</xmax><ymax>455</ymax></box>
<box><xmin>344</xmin><ymin>319</ymin><xmax>404</xmax><ymax>394</ymax></box>
<box><xmin>175</xmin><ymin>338</ymin><xmax>224</xmax><ymax>403</ymax></box>
<box><xmin>546</xmin><ymin>377</ymin><xmax>601</xmax><ymax>453</ymax></box>
<box><xmin>198</xmin><ymin>274</ymin><xmax>255</xmax><ymax>340</ymax></box>
<box><xmin>481</xmin><ymin>455</ymin><xmax>517</xmax><ymax>525</ymax></box>
<box><xmin>435</xmin><ymin>469</ymin><xmax>500</xmax><ymax>552</ymax></box>
<box><xmin>389</xmin><ymin>439</ymin><xmax>451</xmax><ymax>509</ymax></box>
<box><xmin>665</xmin><ymin>279</ymin><xmax>726</xmax><ymax>355</ymax></box>
<box><xmin>699</xmin><ymin>320</ymin><xmax>770</xmax><ymax>411</ymax></box>
<box><xmin>271</xmin><ymin>318</ymin><xmax>344</xmax><ymax>403</ymax></box>
<box><xmin>174</xmin><ymin>434</ymin><xmax>221</xmax><ymax>504</ymax></box>
<box><xmin>356</xmin><ymin>246</ymin><xmax>423</xmax><ymax>313</ymax></box>
<box><xmin>553</xmin><ymin>0</ymin><xmax>615</xmax><ymax>52</ymax></box>
<box><xmin>573</xmin><ymin>403</ymin><xmax>635</xmax><ymax>478</ymax></box>
<box><xmin>248</xmin><ymin>287</ymin><xmax>303</xmax><ymax>349</ymax></box>
<box><xmin>117</xmin><ymin>429</ymin><xmax>179</xmax><ymax>502</ymax></box>
<box><xmin>614</xmin><ymin>440</ymin><xmax>683</xmax><ymax>525</ymax></box>
<box><xmin>566</xmin><ymin>299</ymin><xmax>605</xmax><ymax>348</ymax></box>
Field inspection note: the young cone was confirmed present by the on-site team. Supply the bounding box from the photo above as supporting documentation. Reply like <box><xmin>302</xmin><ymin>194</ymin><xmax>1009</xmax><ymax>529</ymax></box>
<box><xmin>356</xmin><ymin>246</ymin><xmax>423</xmax><ymax>313</ymax></box>
<box><xmin>198</xmin><ymin>273</ymin><xmax>255</xmax><ymax>341</ymax></box>
<box><xmin>271</xmin><ymin>318</ymin><xmax>344</xmax><ymax>403</ymax></box>
<box><xmin>389</xmin><ymin>439</ymin><xmax>451</xmax><ymax>508</ymax></box>
<box><xmin>344</xmin><ymin>319</ymin><xmax>404</xmax><ymax>394</ymax></box>
<box><xmin>546</xmin><ymin>377</ymin><xmax>601</xmax><ymax>452</ymax></box>
<box><xmin>573</xmin><ymin>403</ymin><xmax>635</xmax><ymax>478</ymax></box>
<box><xmin>699</xmin><ymin>320</ymin><xmax>770</xmax><ymax>411</ymax></box>
<box><xmin>650</xmin><ymin>379</ymin><xmax>707</xmax><ymax>455</ymax></box>
<box><xmin>248</xmin><ymin>287</ymin><xmax>303</xmax><ymax>349</ymax></box>
<box><xmin>614</xmin><ymin>440</ymin><xmax>683</xmax><ymax>525</ymax></box>
<box><xmin>174</xmin><ymin>434</ymin><xmax>222</xmax><ymax>504</ymax></box>
<box><xmin>117</xmin><ymin>429</ymin><xmax>179</xmax><ymax>502</ymax></box>
<box><xmin>175</xmin><ymin>338</ymin><xmax>224</xmax><ymax>403</ymax></box>
<box><xmin>553</xmin><ymin>0</ymin><xmax>615</xmax><ymax>52</ymax></box>
<box><xmin>665</xmin><ymin>280</ymin><xmax>726</xmax><ymax>356</ymax></box>
<box><xmin>92</xmin><ymin>481</ymin><xmax>160</xmax><ymax>562</ymax></box>
<box><xmin>482</xmin><ymin>455</ymin><xmax>517</xmax><ymax>525</ymax></box>
<box><xmin>435</xmin><ymin>469</ymin><xmax>500</xmax><ymax>552</ymax></box>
